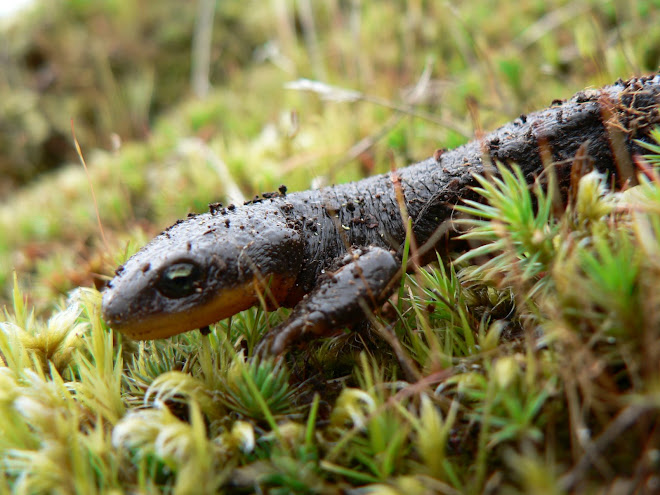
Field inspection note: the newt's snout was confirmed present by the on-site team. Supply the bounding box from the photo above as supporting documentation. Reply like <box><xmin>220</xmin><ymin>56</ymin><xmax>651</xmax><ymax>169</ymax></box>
<box><xmin>102</xmin><ymin>206</ymin><xmax>305</xmax><ymax>340</ymax></box>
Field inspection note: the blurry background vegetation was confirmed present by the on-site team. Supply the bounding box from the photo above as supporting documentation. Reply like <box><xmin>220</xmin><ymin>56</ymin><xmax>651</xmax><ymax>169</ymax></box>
<box><xmin>2</xmin><ymin>0</ymin><xmax>658</xmax><ymax>309</ymax></box>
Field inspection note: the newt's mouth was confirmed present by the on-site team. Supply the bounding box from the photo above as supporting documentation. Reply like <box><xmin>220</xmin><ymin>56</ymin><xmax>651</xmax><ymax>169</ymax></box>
<box><xmin>102</xmin><ymin>281</ymin><xmax>258</xmax><ymax>339</ymax></box>
<box><xmin>102</xmin><ymin>275</ymin><xmax>296</xmax><ymax>340</ymax></box>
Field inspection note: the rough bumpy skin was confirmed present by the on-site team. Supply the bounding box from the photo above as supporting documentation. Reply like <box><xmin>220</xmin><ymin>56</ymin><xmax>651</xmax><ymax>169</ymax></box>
<box><xmin>102</xmin><ymin>74</ymin><xmax>660</xmax><ymax>350</ymax></box>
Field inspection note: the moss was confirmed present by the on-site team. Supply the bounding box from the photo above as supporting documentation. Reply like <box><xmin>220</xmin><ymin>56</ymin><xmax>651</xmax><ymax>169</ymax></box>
<box><xmin>2</xmin><ymin>1</ymin><xmax>660</xmax><ymax>492</ymax></box>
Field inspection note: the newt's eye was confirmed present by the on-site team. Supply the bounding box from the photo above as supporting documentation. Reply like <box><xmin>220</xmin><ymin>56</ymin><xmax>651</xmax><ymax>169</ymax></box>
<box><xmin>156</xmin><ymin>262</ymin><xmax>203</xmax><ymax>299</ymax></box>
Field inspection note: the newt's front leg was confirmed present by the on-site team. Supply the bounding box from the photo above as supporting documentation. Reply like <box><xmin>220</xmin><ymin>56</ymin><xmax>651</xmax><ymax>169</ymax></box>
<box><xmin>256</xmin><ymin>246</ymin><xmax>400</xmax><ymax>355</ymax></box>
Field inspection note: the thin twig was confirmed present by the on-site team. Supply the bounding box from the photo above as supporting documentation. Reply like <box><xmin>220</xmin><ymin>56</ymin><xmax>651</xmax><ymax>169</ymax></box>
<box><xmin>71</xmin><ymin>119</ymin><xmax>109</xmax><ymax>252</ymax></box>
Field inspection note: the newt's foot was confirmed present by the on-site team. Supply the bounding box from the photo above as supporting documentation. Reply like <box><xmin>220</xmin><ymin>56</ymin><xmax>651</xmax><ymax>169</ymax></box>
<box><xmin>255</xmin><ymin>246</ymin><xmax>400</xmax><ymax>355</ymax></box>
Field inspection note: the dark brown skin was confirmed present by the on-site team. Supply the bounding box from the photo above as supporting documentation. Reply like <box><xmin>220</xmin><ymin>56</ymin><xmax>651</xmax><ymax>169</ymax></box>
<box><xmin>102</xmin><ymin>74</ymin><xmax>660</xmax><ymax>353</ymax></box>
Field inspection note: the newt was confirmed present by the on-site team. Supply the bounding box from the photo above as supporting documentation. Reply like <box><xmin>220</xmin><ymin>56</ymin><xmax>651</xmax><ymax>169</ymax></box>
<box><xmin>102</xmin><ymin>74</ymin><xmax>660</xmax><ymax>354</ymax></box>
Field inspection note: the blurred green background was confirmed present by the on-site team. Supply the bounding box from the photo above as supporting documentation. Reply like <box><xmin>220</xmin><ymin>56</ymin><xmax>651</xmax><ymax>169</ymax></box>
<box><xmin>1</xmin><ymin>0</ymin><xmax>659</xmax><ymax>308</ymax></box>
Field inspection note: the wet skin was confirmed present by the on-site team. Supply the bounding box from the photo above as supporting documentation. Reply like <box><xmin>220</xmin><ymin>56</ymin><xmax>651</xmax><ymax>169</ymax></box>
<box><xmin>101</xmin><ymin>75</ymin><xmax>660</xmax><ymax>353</ymax></box>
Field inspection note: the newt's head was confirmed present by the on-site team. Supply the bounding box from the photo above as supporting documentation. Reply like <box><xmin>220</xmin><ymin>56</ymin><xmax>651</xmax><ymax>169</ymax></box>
<box><xmin>102</xmin><ymin>207</ymin><xmax>304</xmax><ymax>339</ymax></box>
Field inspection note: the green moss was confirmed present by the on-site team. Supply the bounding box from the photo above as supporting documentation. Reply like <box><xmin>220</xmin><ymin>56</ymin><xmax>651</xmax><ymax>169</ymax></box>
<box><xmin>2</xmin><ymin>1</ymin><xmax>660</xmax><ymax>492</ymax></box>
